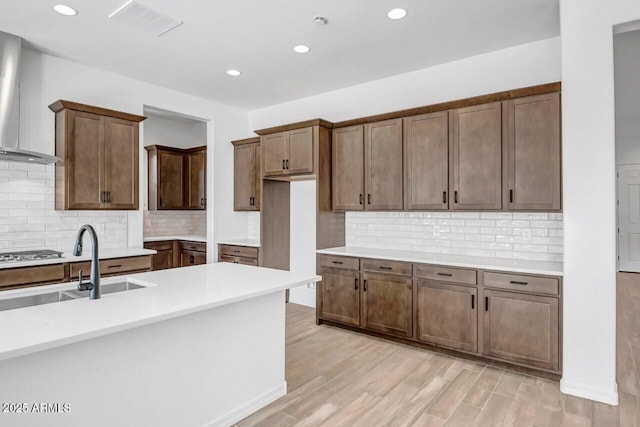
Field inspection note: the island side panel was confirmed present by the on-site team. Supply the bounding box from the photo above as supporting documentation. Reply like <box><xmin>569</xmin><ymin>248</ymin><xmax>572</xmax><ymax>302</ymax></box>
<box><xmin>0</xmin><ymin>291</ymin><xmax>286</xmax><ymax>427</ymax></box>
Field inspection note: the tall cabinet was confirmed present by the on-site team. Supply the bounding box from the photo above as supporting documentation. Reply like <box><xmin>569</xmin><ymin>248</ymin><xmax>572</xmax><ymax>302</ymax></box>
<box><xmin>232</xmin><ymin>137</ymin><xmax>261</xmax><ymax>211</ymax></box>
<box><xmin>49</xmin><ymin>100</ymin><xmax>145</xmax><ymax>210</ymax></box>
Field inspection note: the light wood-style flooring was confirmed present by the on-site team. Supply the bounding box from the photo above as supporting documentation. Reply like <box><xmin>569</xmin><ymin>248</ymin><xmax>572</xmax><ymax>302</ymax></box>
<box><xmin>237</xmin><ymin>273</ymin><xmax>640</xmax><ymax>426</ymax></box>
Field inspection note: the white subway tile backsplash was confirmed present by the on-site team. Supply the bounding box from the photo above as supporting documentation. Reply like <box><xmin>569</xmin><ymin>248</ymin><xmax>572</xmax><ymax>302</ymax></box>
<box><xmin>247</xmin><ymin>212</ymin><xmax>260</xmax><ymax>240</ymax></box>
<box><xmin>345</xmin><ymin>211</ymin><xmax>563</xmax><ymax>261</ymax></box>
<box><xmin>143</xmin><ymin>210</ymin><xmax>206</xmax><ymax>237</ymax></box>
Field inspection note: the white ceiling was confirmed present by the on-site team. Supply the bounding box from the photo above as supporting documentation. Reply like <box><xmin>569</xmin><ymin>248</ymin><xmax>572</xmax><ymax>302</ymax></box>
<box><xmin>0</xmin><ymin>0</ymin><xmax>560</xmax><ymax>110</ymax></box>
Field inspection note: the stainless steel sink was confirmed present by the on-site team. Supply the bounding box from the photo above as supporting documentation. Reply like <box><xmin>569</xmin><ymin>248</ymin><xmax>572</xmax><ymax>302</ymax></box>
<box><xmin>63</xmin><ymin>281</ymin><xmax>146</xmax><ymax>298</ymax></box>
<box><xmin>0</xmin><ymin>281</ymin><xmax>147</xmax><ymax>312</ymax></box>
<box><xmin>0</xmin><ymin>291</ymin><xmax>77</xmax><ymax>312</ymax></box>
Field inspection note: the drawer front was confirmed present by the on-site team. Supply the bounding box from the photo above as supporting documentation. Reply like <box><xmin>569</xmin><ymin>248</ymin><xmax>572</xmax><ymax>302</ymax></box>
<box><xmin>0</xmin><ymin>264</ymin><xmax>66</xmax><ymax>289</ymax></box>
<box><xmin>415</xmin><ymin>264</ymin><xmax>477</xmax><ymax>285</ymax></box>
<box><xmin>362</xmin><ymin>258</ymin><xmax>412</xmax><ymax>276</ymax></box>
<box><xmin>70</xmin><ymin>256</ymin><xmax>152</xmax><ymax>279</ymax></box>
<box><xmin>219</xmin><ymin>244</ymin><xmax>257</xmax><ymax>259</ymax></box>
<box><xmin>144</xmin><ymin>240</ymin><xmax>174</xmax><ymax>251</ymax></box>
<box><xmin>219</xmin><ymin>255</ymin><xmax>258</xmax><ymax>266</ymax></box>
<box><xmin>483</xmin><ymin>272</ymin><xmax>559</xmax><ymax>295</ymax></box>
<box><xmin>180</xmin><ymin>241</ymin><xmax>207</xmax><ymax>253</ymax></box>
<box><xmin>318</xmin><ymin>254</ymin><xmax>359</xmax><ymax>271</ymax></box>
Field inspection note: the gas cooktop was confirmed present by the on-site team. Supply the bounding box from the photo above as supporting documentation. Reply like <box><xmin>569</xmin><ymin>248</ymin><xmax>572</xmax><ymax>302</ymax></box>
<box><xmin>0</xmin><ymin>249</ymin><xmax>64</xmax><ymax>263</ymax></box>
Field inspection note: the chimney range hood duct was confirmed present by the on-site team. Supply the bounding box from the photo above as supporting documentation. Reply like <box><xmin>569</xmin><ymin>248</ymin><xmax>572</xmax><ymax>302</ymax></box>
<box><xmin>0</xmin><ymin>31</ymin><xmax>58</xmax><ymax>164</ymax></box>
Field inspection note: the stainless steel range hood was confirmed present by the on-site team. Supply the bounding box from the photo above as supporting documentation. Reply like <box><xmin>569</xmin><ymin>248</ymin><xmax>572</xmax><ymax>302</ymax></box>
<box><xmin>0</xmin><ymin>32</ymin><xmax>58</xmax><ymax>164</ymax></box>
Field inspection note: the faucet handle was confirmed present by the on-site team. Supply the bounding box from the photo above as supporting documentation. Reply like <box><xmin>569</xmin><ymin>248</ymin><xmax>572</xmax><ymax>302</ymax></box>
<box><xmin>77</xmin><ymin>270</ymin><xmax>94</xmax><ymax>292</ymax></box>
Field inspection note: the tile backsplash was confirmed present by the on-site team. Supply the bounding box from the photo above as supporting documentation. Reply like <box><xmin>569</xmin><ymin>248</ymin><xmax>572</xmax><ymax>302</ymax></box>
<box><xmin>247</xmin><ymin>212</ymin><xmax>260</xmax><ymax>240</ymax></box>
<box><xmin>346</xmin><ymin>211</ymin><xmax>563</xmax><ymax>262</ymax></box>
<box><xmin>0</xmin><ymin>162</ymin><xmax>128</xmax><ymax>253</ymax></box>
<box><xmin>144</xmin><ymin>210</ymin><xmax>206</xmax><ymax>237</ymax></box>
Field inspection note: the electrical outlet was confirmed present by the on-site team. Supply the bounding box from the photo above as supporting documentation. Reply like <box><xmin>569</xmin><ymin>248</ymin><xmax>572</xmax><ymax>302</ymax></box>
<box><xmin>522</xmin><ymin>229</ymin><xmax>532</xmax><ymax>242</ymax></box>
<box><xmin>433</xmin><ymin>225</ymin><xmax>440</xmax><ymax>237</ymax></box>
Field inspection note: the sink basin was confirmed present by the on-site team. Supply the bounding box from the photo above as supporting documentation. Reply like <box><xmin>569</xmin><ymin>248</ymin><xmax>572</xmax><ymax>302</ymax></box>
<box><xmin>64</xmin><ymin>281</ymin><xmax>146</xmax><ymax>298</ymax></box>
<box><xmin>0</xmin><ymin>291</ymin><xmax>76</xmax><ymax>312</ymax></box>
<box><xmin>0</xmin><ymin>281</ymin><xmax>148</xmax><ymax>312</ymax></box>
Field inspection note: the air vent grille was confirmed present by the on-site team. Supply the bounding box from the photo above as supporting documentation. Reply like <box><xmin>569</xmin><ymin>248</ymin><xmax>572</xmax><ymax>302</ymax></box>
<box><xmin>109</xmin><ymin>1</ymin><xmax>183</xmax><ymax>37</ymax></box>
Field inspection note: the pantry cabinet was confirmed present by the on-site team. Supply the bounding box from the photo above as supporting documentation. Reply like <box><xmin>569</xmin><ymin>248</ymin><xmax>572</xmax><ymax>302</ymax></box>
<box><xmin>49</xmin><ymin>100</ymin><xmax>145</xmax><ymax>210</ymax></box>
<box><xmin>233</xmin><ymin>138</ymin><xmax>261</xmax><ymax>211</ymax></box>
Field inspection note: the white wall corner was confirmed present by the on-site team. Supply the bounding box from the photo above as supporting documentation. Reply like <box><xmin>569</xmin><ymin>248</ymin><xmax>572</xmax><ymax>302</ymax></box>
<box><xmin>560</xmin><ymin>379</ymin><xmax>618</xmax><ymax>406</ymax></box>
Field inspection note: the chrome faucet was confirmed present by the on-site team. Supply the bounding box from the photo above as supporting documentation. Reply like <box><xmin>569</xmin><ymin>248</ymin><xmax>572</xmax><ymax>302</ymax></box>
<box><xmin>73</xmin><ymin>224</ymin><xmax>101</xmax><ymax>299</ymax></box>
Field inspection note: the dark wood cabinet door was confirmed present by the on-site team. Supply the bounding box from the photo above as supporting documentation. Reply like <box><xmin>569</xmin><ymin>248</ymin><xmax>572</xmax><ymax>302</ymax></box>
<box><xmin>332</xmin><ymin>125</ymin><xmax>365</xmax><ymax>211</ymax></box>
<box><xmin>365</xmin><ymin>119</ymin><xmax>404</xmax><ymax>210</ymax></box>
<box><xmin>66</xmin><ymin>111</ymin><xmax>104</xmax><ymax>209</ymax></box>
<box><xmin>181</xmin><ymin>250</ymin><xmax>206</xmax><ymax>266</ymax></box>
<box><xmin>262</xmin><ymin>132</ymin><xmax>287</xmax><ymax>177</ymax></box>
<box><xmin>319</xmin><ymin>269</ymin><xmax>360</xmax><ymax>326</ymax></box>
<box><xmin>451</xmin><ymin>102</ymin><xmax>503</xmax><ymax>210</ymax></box>
<box><xmin>361</xmin><ymin>272</ymin><xmax>412</xmax><ymax>338</ymax></box>
<box><xmin>404</xmin><ymin>113</ymin><xmax>449</xmax><ymax>210</ymax></box>
<box><xmin>483</xmin><ymin>289</ymin><xmax>559</xmax><ymax>372</ymax></box>
<box><xmin>151</xmin><ymin>249</ymin><xmax>173</xmax><ymax>270</ymax></box>
<box><xmin>286</xmin><ymin>127</ymin><xmax>313</xmax><ymax>175</ymax></box>
<box><xmin>416</xmin><ymin>280</ymin><xmax>477</xmax><ymax>352</ymax></box>
<box><xmin>234</xmin><ymin>143</ymin><xmax>256</xmax><ymax>211</ymax></box>
<box><xmin>104</xmin><ymin>117</ymin><xmax>139</xmax><ymax>209</ymax></box>
<box><xmin>158</xmin><ymin>150</ymin><xmax>185</xmax><ymax>209</ymax></box>
<box><xmin>505</xmin><ymin>93</ymin><xmax>561</xmax><ymax>211</ymax></box>
<box><xmin>186</xmin><ymin>149</ymin><xmax>206</xmax><ymax>210</ymax></box>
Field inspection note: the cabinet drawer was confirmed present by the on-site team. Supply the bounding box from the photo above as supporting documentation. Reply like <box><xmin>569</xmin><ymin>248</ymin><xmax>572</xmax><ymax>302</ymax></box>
<box><xmin>415</xmin><ymin>264</ymin><xmax>477</xmax><ymax>285</ymax></box>
<box><xmin>0</xmin><ymin>264</ymin><xmax>66</xmax><ymax>289</ymax></box>
<box><xmin>318</xmin><ymin>255</ymin><xmax>359</xmax><ymax>271</ymax></box>
<box><xmin>70</xmin><ymin>256</ymin><xmax>152</xmax><ymax>279</ymax></box>
<box><xmin>219</xmin><ymin>244</ymin><xmax>257</xmax><ymax>259</ymax></box>
<box><xmin>219</xmin><ymin>255</ymin><xmax>258</xmax><ymax>266</ymax></box>
<box><xmin>483</xmin><ymin>272</ymin><xmax>559</xmax><ymax>295</ymax></box>
<box><xmin>362</xmin><ymin>258</ymin><xmax>412</xmax><ymax>276</ymax></box>
<box><xmin>144</xmin><ymin>240</ymin><xmax>174</xmax><ymax>251</ymax></box>
<box><xmin>180</xmin><ymin>241</ymin><xmax>207</xmax><ymax>253</ymax></box>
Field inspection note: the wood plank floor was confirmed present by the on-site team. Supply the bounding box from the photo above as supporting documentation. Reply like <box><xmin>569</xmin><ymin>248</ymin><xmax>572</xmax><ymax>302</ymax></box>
<box><xmin>236</xmin><ymin>272</ymin><xmax>640</xmax><ymax>426</ymax></box>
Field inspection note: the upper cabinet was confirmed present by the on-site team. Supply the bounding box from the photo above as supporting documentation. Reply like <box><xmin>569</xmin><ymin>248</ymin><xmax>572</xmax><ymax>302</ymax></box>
<box><xmin>450</xmin><ymin>102</ymin><xmax>503</xmax><ymax>211</ymax></box>
<box><xmin>261</xmin><ymin>127</ymin><xmax>313</xmax><ymax>177</ymax></box>
<box><xmin>49</xmin><ymin>100</ymin><xmax>145</xmax><ymax>210</ymax></box>
<box><xmin>504</xmin><ymin>93</ymin><xmax>561</xmax><ymax>211</ymax></box>
<box><xmin>146</xmin><ymin>145</ymin><xmax>206</xmax><ymax>210</ymax></box>
<box><xmin>333</xmin><ymin>126</ymin><xmax>365</xmax><ymax>211</ymax></box>
<box><xmin>232</xmin><ymin>137</ymin><xmax>260</xmax><ymax>211</ymax></box>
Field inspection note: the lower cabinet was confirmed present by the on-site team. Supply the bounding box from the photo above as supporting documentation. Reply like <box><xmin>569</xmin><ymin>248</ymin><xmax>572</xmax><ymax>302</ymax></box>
<box><xmin>217</xmin><ymin>244</ymin><xmax>260</xmax><ymax>266</ymax></box>
<box><xmin>69</xmin><ymin>255</ymin><xmax>152</xmax><ymax>278</ymax></box>
<box><xmin>143</xmin><ymin>241</ymin><xmax>175</xmax><ymax>271</ymax></box>
<box><xmin>144</xmin><ymin>240</ymin><xmax>207</xmax><ymax>270</ymax></box>
<box><xmin>416</xmin><ymin>280</ymin><xmax>478</xmax><ymax>352</ymax></box>
<box><xmin>319</xmin><ymin>268</ymin><xmax>360</xmax><ymax>326</ymax></box>
<box><xmin>181</xmin><ymin>250</ymin><xmax>207</xmax><ymax>267</ymax></box>
<box><xmin>483</xmin><ymin>289</ymin><xmax>559</xmax><ymax>372</ymax></box>
<box><xmin>361</xmin><ymin>272</ymin><xmax>412</xmax><ymax>337</ymax></box>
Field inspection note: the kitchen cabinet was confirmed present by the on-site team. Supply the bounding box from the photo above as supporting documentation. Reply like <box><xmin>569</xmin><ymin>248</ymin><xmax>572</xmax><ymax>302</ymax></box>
<box><xmin>361</xmin><ymin>272</ymin><xmax>413</xmax><ymax>338</ymax></box>
<box><xmin>261</xmin><ymin>127</ymin><xmax>313</xmax><ymax>177</ymax></box>
<box><xmin>49</xmin><ymin>100</ymin><xmax>144</xmax><ymax>210</ymax></box>
<box><xmin>144</xmin><ymin>241</ymin><xmax>176</xmax><ymax>271</ymax></box>
<box><xmin>404</xmin><ymin>112</ymin><xmax>449</xmax><ymax>210</ymax></box>
<box><xmin>218</xmin><ymin>244</ymin><xmax>259</xmax><ymax>266</ymax></box>
<box><xmin>232</xmin><ymin>138</ymin><xmax>261</xmax><ymax>211</ymax></box>
<box><xmin>332</xmin><ymin>125</ymin><xmax>365</xmax><ymax>211</ymax></box>
<box><xmin>69</xmin><ymin>256</ymin><xmax>152</xmax><ymax>279</ymax></box>
<box><xmin>180</xmin><ymin>241</ymin><xmax>207</xmax><ymax>267</ymax></box>
<box><xmin>0</xmin><ymin>264</ymin><xmax>66</xmax><ymax>291</ymax></box>
<box><xmin>450</xmin><ymin>102</ymin><xmax>503</xmax><ymax>210</ymax></box>
<box><xmin>364</xmin><ymin>119</ymin><xmax>404</xmax><ymax>210</ymax></box>
<box><xmin>186</xmin><ymin>147</ymin><xmax>207</xmax><ymax>210</ymax></box>
<box><xmin>504</xmin><ymin>92</ymin><xmax>561</xmax><ymax>211</ymax></box>
<box><xmin>318</xmin><ymin>267</ymin><xmax>360</xmax><ymax>326</ymax></box>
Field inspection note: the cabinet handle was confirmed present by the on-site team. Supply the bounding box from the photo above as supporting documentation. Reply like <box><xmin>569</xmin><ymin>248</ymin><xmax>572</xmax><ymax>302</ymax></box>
<box><xmin>282</xmin><ymin>160</ymin><xmax>286</xmax><ymax>170</ymax></box>
<box><xmin>100</xmin><ymin>191</ymin><xmax>104</xmax><ymax>203</ymax></box>
<box><xmin>201</xmin><ymin>197</ymin><xmax>205</xmax><ymax>206</ymax></box>
<box><xmin>368</xmin><ymin>194</ymin><xmax>371</xmax><ymax>205</ymax></box>
<box><xmin>107</xmin><ymin>264</ymin><xmax>123</xmax><ymax>269</ymax></box>
<box><xmin>509</xmin><ymin>280</ymin><xmax>528</xmax><ymax>286</ymax></box>
<box><xmin>190</xmin><ymin>255</ymin><xmax>194</xmax><ymax>264</ymax></box>
<box><xmin>454</xmin><ymin>191</ymin><xmax>458</xmax><ymax>204</ymax></box>
<box><xmin>286</xmin><ymin>159</ymin><xmax>289</xmax><ymax>169</ymax></box>
<box><xmin>485</xmin><ymin>296</ymin><xmax>489</xmax><ymax>311</ymax></box>
<box><xmin>363</xmin><ymin>279</ymin><xmax>367</xmax><ymax>292</ymax></box>
<box><xmin>379</xmin><ymin>266</ymin><xmax>392</xmax><ymax>271</ymax></box>
<box><xmin>108</xmin><ymin>191</ymin><xmax>111</xmax><ymax>203</ymax></box>
<box><xmin>510</xmin><ymin>189</ymin><xmax>514</xmax><ymax>203</ymax></box>
<box><xmin>471</xmin><ymin>294</ymin><xmax>475</xmax><ymax>309</ymax></box>
<box><xmin>443</xmin><ymin>191</ymin><xmax>447</xmax><ymax>204</ymax></box>
<box><xmin>332</xmin><ymin>261</ymin><xmax>343</xmax><ymax>265</ymax></box>
<box><xmin>159</xmin><ymin>197</ymin><xmax>163</xmax><ymax>207</ymax></box>
<box><xmin>437</xmin><ymin>272</ymin><xmax>452</xmax><ymax>277</ymax></box>
<box><xmin>354</xmin><ymin>278</ymin><xmax>358</xmax><ymax>290</ymax></box>
<box><xmin>359</xmin><ymin>194</ymin><xmax>363</xmax><ymax>205</ymax></box>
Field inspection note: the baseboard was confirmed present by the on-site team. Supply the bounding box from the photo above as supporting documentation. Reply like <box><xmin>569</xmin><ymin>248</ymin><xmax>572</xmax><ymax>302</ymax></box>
<box><xmin>205</xmin><ymin>381</ymin><xmax>287</xmax><ymax>427</ymax></box>
<box><xmin>560</xmin><ymin>379</ymin><xmax>618</xmax><ymax>405</ymax></box>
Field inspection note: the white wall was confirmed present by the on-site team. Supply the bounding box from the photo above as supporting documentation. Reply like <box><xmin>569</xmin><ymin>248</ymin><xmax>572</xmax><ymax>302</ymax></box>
<box><xmin>289</xmin><ymin>181</ymin><xmax>317</xmax><ymax>307</ymax></box>
<box><xmin>143</xmin><ymin>113</ymin><xmax>207</xmax><ymax>149</ymax></box>
<box><xmin>559</xmin><ymin>0</ymin><xmax>640</xmax><ymax>406</ymax></box>
<box><xmin>249</xmin><ymin>37</ymin><xmax>561</xmax><ymax>128</ymax></box>
<box><xmin>18</xmin><ymin>49</ymin><xmax>252</xmax><ymax>259</ymax></box>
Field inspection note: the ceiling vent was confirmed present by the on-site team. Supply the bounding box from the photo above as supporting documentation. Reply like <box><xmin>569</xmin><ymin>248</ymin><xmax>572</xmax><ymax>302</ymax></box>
<box><xmin>108</xmin><ymin>1</ymin><xmax>183</xmax><ymax>37</ymax></box>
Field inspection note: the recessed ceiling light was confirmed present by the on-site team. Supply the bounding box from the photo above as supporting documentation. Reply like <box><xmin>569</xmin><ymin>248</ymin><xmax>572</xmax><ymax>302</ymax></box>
<box><xmin>387</xmin><ymin>8</ymin><xmax>407</xmax><ymax>20</ymax></box>
<box><xmin>226</xmin><ymin>69</ymin><xmax>241</xmax><ymax>77</ymax></box>
<box><xmin>53</xmin><ymin>4</ymin><xmax>78</xmax><ymax>16</ymax></box>
<box><xmin>293</xmin><ymin>45</ymin><xmax>310</xmax><ymax>54</ymax></box>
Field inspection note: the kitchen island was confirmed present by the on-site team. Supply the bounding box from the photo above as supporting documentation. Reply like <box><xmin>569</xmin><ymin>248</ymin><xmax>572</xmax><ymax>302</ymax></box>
<box><xmin>0</xmin><ymin>263</ymin><xmax>320</xmax><ymax>427</ymax></box>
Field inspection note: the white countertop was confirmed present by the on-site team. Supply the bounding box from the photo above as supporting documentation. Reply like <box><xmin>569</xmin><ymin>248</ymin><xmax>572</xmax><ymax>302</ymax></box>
<box><xmin>143</xmin><ymin>235</ymin><xmax>207</xmax><ymax>243</ymax></box>
<box><xmin>0</xmin><ymin>263</ymin><xmax>320</xmax><ymax>362</ymax></box>
<box><xmin>0</xmin><ymin>248</ymin><xmax>156</xmax><ymax>270</ymax></box>
<box><xmin>215</xmin><ymin>238</ymin><xmax>261</xmax><ymax>248</ymax></box>
<box><xmin>317</xmin><ymin>246</ymin><xmax>563</xmax><ymax>276</ymax></box>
